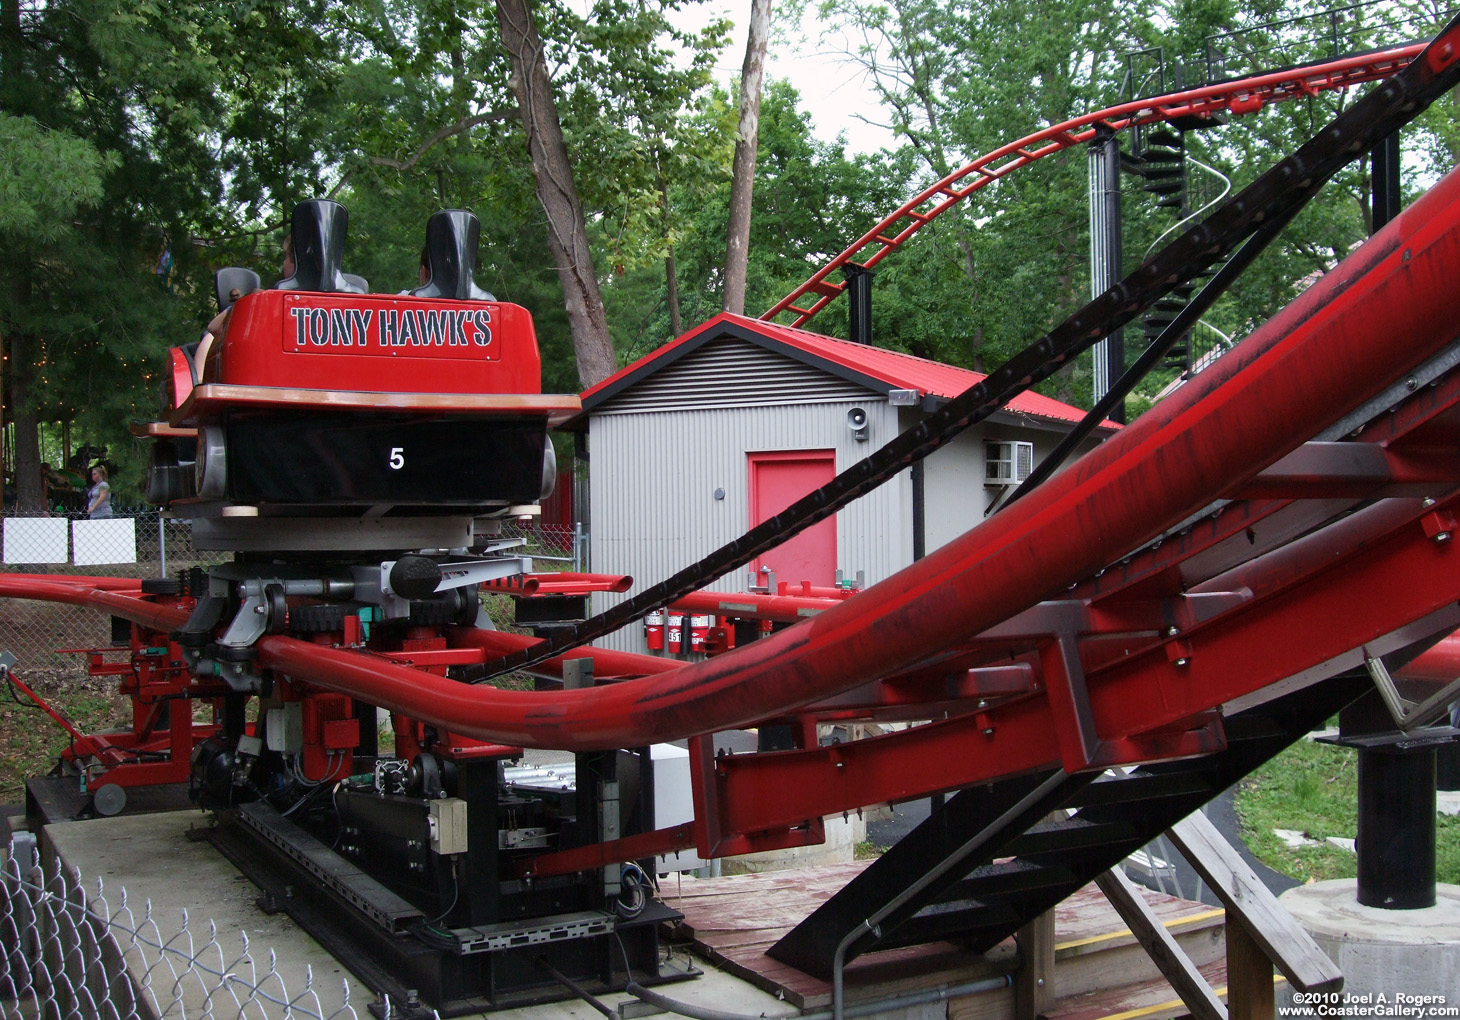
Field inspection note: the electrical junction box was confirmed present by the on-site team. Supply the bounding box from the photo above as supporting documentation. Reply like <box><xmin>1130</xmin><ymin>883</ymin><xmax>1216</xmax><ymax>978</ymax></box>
<box><xmin>429</xmin><ymin>797</ymin><xmax>468</xmax><ymax>855</ymax></box>
<box><xmin>266</xmin><ymin>703</ymin><xmax>304</xmax><ymax>753</ymax></box>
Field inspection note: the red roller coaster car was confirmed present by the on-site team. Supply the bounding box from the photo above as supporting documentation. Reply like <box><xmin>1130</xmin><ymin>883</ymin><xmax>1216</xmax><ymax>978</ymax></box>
<box><xmin>141</xmin><ymin>200</ymin><xmax>580</xmax><ymax>554</ymax></box>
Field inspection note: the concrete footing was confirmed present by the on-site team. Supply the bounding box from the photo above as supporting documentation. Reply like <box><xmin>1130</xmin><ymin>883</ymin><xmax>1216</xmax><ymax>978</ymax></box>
<box><xmin>1278</xmin><ymin>880</ymin><xmax>1460</xmax><ymax>1016</ymax></box>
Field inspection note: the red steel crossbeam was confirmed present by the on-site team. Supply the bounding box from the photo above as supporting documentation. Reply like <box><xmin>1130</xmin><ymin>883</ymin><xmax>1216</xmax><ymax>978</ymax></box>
<box><xmin>446</xmin><ymin>626</ymin><xmax>680</xmax><ymax>679</ymax></box>
<box><xmin>3</xmin><ymin>667</ymin><xmax>91</xmax><ymax>746</ymax></box>
<box><xmin>668</xmin><ymin>588</ymin><xmax>840</xmax><ymax>624</ymax></box>
<box><xmin>15</xmin><ymin>574</ymin><xmax>144</xmax><ymax>590</ymax></box>
<box><xmin>761</xmin><ymin>41</ymin><xmax>1426</xmax><ymax>327</ymax></box>
<box><xmin>1398</xmin><ymin>633</ymin><xmax>1460</xmax><ymax>682</ymax></box>
<box><xmin>241</xmin><ymin>160</ymin><xmax>1460</xmax><ymax>760</ymax></box>
<box><xmin>705</xmin><ymin>494</ymin><xmax>1460</xmax><ymax>846</ymax></box>
<box><xmin>516</xmin><ymin>822</ymin><xmax>696</xmax><ymax>879</ymax></box>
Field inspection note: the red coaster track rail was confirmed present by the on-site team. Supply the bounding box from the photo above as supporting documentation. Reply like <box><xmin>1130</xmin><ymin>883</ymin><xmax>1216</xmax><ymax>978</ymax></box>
<box><xmin>11</xmin><ymin>153</ymin><xmax>1460</xmax><ymax>860</ymax></box>
<box><xmin>761</xmin><ymin>41</ymin><xmax>1427</xmax><ymax>328</ymax></box>
<box><xmin>4</xmin><ymin>17</ymin><xmax>1460</xmax><ymax>924</ymax></box>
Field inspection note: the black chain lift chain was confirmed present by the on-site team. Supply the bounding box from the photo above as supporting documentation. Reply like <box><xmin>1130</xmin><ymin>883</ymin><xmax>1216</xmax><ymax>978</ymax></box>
<box><xmin>477</xmin><ymin>16</ymin><xmax>1460</xmax><ymax>682</ymax></box>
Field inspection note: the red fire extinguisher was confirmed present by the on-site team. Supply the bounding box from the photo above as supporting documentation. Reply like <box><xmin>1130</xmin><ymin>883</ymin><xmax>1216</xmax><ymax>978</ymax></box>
<box><xmin>645</xmin><ymin>609</ymin><xmax>666</xmax><ymax>651</ymax></box>
<box><xmin>667</xmin><ymin>613</ymin><xmax>685</xmax><ymax>654</ymax></box>
<box><xmin>689</xmin><ymin>614</ymin><xmax>713</xmax><ymax>653</ymax></box>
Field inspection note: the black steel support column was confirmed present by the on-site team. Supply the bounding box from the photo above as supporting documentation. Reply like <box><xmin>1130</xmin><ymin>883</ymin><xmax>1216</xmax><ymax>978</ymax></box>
<box><xmin>1372</xmin><ymin>131</ymin><xmax>1402</xmax><ymax>231</ymax></box>
<box><xmin>223</xmin><ymin>692</ymin><xmax>248</xmax><ymax>742</ymax></box>
<box><xmin>353</xmin><ymin>699</ymin><xmax>378</xmax><ymax>759</ymax></box>
<box><xmin>1334</xmin><ymin>131</ymin><xmax>1441</xmax><ymax>911</ymax></box>
<box><xmin>1357</xmin><ymin>745</ymin><xmax>1436</xmax><ymax>909</ymax></box>
<box><xmin>845</xmin><ymin>262</ymin><xmax>873</xmax><ymax>344</ymax></box>
<box><xmin>1088</xmin><ymin>126</ymin><xmax>1124</xmax><ymax>423</ymax></box>
<box><xmin>459</xmin><ymin>758</ymin><xmax>500</xmax><ymax>924</ymax></box>
<box><xmin>910</xmin><ymin>460</ymin><xmax>926</xmax><ymax>561</ymax></box>
<box><xmin>1336</xmin><ymin>690</ymin><xmax>1438</xmax><ymax>909</ymax></box>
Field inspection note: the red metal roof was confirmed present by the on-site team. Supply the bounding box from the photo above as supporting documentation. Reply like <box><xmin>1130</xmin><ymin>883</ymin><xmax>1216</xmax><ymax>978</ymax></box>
<box><xmin>581</xmin><ymin>312</ymin><xmax>1115</xmax><ymax>430</ymax></box>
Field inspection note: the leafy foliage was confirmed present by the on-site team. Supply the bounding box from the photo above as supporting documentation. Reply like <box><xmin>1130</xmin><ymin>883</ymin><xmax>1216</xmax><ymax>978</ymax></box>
<box><xmin>1235</xmin><ymin>736</ymin><xmax>1460</xmax><ymax>885</ymax></box>
<box><xmin>6</xmin><ymin>0</ymin><xmax>1460</xmax><ymax>498</ymax></box>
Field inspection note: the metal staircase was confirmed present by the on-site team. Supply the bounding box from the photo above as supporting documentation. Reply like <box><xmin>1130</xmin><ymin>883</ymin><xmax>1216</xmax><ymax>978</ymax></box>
<box><xmin>1122</xmin><ymin>125</ymin><xmax>1234</xmax><ymax>377</ymax></box>
<box><xmin>768</xmin><ymin>671</ymin><xmax>1367</xmax><ymax>980</ymax></box>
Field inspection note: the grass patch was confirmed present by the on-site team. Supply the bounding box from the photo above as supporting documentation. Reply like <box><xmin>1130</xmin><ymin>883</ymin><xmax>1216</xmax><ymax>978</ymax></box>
<box><xmin>853</xmin><ymin>840</ymin><xmax>887</xmax><ymax>860</ymax></box>
<box><xmin>1234</xmin><ymin>737</ymin><xmax>1460</xmax><ymax>884</ymax></box>
<box><xmin>0</xmin><ymin>664</ymin><xmax>133</xmax><ymax>804</ymax></box>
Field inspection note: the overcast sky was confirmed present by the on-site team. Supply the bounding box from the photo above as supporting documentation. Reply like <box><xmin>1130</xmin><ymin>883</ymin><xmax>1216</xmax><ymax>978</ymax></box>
<box><xmin>674</xmin><ymin>1</ymin><xmax>899</xmax><ymax>155</ymax></box>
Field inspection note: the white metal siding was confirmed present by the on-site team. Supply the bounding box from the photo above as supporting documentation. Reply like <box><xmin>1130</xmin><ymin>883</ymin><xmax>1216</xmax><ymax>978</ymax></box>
<box><xmin>594</xmin><ymin>338</ymin><xmax>873</xmax><ymax>413</ymax></box>
<box><xmin>589</xmin><ymin>399</ymin><xmax>911</xmax><ymax>653</ymax></box>
<box><xmin>921</xmin><ymin>430</ymin><xmax>990</xmax><ymax>554</ymax></box>
<box><xmin>920</xmin><ymin>418</ymin><xmax>1108</xmax><ymax>554</ymax></box>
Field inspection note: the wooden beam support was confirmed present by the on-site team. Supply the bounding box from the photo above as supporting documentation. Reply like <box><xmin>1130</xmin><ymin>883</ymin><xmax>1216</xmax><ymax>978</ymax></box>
<box><xmin>1166</xmin><ymin>811</ymin><xmax>1342</xmax><ymax>993</ymax></box>
<box><xmin>1014</xmin><ymin>909</ymin><xmax>1055</xmax><ymax>1020</ymax></box>
<box><xmin>1227</xmin><ymin>917</ymin><xmax>1276</xmax><ymax>1020</ymax></box>
<box><xmin>1093</xmin><ymin>866</ymin><xmax>1228</xmax><ymax>1020</ymax></box>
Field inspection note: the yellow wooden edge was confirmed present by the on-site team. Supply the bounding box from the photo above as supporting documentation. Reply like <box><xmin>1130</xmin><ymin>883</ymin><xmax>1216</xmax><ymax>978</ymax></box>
<box><xmin>1055</xmin><ymin>908</ymin><xmax>1227</xmax><ymax>952</ymax></box>
<box><xmin>1084</xmin><ymin>974</ymin><xmax>1290</xmax><ymax>1020</ymax></box>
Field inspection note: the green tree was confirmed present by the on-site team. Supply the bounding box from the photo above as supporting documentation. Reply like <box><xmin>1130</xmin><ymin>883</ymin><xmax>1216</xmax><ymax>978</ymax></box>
<box><xmin>798</xmin><ymin>0</ymin><xmax>1460</xmax><ymax>415</ymax></box>
<box><xmin>621</xmin><ymin>79</ymin><xmax>917</xmax><ymax>355</ymax></box>
<box><xmin>0</xmin><ymin>0</ymin><xmax>255</xmax><ymax>506</ymax></box>
<box><xmin>807</xmin><ymin>0</ymin><xmax>1159</xmax><ymax>390</ymax></box>
<box><xmin>319</xmin><ymin>0</ymin><xmax>729</xmax><ymax>387</ymax></box>
<box><xmin>1123</xmin><ymin>0</ymin><xmax>1460</xmax><ymax>412</ymax></box>
<box><xmin>0</xmin><ymin>114</ymin><xmax>115</xmax><ymax>508</ymax></box>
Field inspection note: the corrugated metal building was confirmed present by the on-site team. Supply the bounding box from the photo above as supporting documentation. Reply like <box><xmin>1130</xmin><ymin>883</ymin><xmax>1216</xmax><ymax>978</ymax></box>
<box><xmin>571</xmin><ymin>312</ymin><xmax>1116</xmax><ymax>654</ymax></box>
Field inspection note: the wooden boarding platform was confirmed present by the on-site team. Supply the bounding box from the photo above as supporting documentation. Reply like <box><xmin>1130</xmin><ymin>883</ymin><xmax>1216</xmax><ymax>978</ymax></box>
<box><xmin>667</xmin><ymin>862</ymin><xmax>1232</xmax><ymax>1019</ymax></box>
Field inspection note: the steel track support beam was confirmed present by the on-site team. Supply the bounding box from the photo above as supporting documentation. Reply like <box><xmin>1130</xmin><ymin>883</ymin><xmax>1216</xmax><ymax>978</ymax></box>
<box><xmin>1089</xmin><ymin>125</ymin><xmax>1125</xmax><ymax>420</ymax></box>
<box><xmin>708</xmin><ymin>495</ymin><xmax>1460</xmax><ymax>842</ymax></box>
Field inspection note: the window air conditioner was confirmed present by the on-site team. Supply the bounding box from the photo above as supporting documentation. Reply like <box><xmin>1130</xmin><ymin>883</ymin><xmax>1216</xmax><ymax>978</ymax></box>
<box><xmin>985</xmin><ymin>440</ymin><xmax>1034</xmax><ymax>485</ymax></box>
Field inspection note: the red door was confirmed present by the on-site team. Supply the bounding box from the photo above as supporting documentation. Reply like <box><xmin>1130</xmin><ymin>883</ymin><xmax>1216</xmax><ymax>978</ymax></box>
<box><xmin>749</xmin><ymin>450</ymin><xmax>837</xmax><ymax>588</ymax></box>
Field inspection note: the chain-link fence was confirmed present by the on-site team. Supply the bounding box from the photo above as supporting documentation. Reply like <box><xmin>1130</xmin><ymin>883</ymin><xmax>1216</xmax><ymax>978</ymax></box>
<box><xmin>497</xmin><ymin>519</ymin><xmax>584</xmax><ymax>569</ymax></box>
<box><xmin>0</xmin><ymin>510</ymin><xmax>228</xmax><ymax>668</ymax></box>
<box><xmin>0</xmin><ymin>833</ymin><xmax>390</xmax><ymax>1020</ymax></box>
<box><xmin>0</xmin><ymin>511</ymin><xmax>588</xmax><ymax>668</ymax></box>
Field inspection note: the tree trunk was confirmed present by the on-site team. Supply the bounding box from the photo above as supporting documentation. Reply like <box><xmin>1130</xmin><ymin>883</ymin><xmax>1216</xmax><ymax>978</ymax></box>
<box><xmin>721</xmin><ymin>0</ymin><xmax>772</xmax><ymax>317</ymax></box>
<box><xmin>665</xmin><ymin>250</ymin><xmax>682</xmax><ymax>336</ymax></box>
<box><xmin>495</xmin><ymin>0</ymin><xmax>617</xmax><ymax>388</ymax></box>
<box><xmin>657</xmin><ymin>167</ymin><xmax>682</xmax><ymax>335</ymax></box>
<box><xmin>9</xmin><ymin>332</ymin><xmax>42</xmax><ymax>512</ymax></box>
<box><xmin>2</xmin><ymin>0</ymin><xmax>17</xmax><ymax>510</ymax></box>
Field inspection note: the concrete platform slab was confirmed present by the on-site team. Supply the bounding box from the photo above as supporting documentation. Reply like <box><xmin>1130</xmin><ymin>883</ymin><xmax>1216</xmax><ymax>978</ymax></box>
<box><xmin>1279</xmin><ymin>879</ymin><xmax>1460</xmax><ymax>1015</ymax></box>
<box><xmin>35</xmin><ymin>808</ymin><xmax>797</xmax><ymax>1020</ymax></box>
<box><xmin>43</xmin><ymin>809</ymin><xmax>355</xmax><ymax>1017</ymax></box>
<box><xmin>31</xmin><ymin>805</ymin><xmax>1247</xmax><ymax>1020</ymax></box>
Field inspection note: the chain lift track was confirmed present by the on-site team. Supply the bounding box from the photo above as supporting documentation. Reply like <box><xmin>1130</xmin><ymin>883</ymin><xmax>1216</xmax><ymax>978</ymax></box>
<box><xmin>474</xmin><ymin>15</ymin><xmax>1460</xmax><ymax>682</ymax></box>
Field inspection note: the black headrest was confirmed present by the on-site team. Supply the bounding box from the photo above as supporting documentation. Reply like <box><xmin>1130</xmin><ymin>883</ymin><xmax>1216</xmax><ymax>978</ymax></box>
<box><xmin>215</xmin><ymin>268</ymin><xmax>261</xmax><ymax>312</ymax></box>
<box><xmin>274</xmin><ymin>200</ymin><xmax>366</xmax><ymax>294</ymax></box>
<box><xmin>410</xmin><ymin>209</ymin><xmax>496</xmax><ymax>301</ymax></box>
